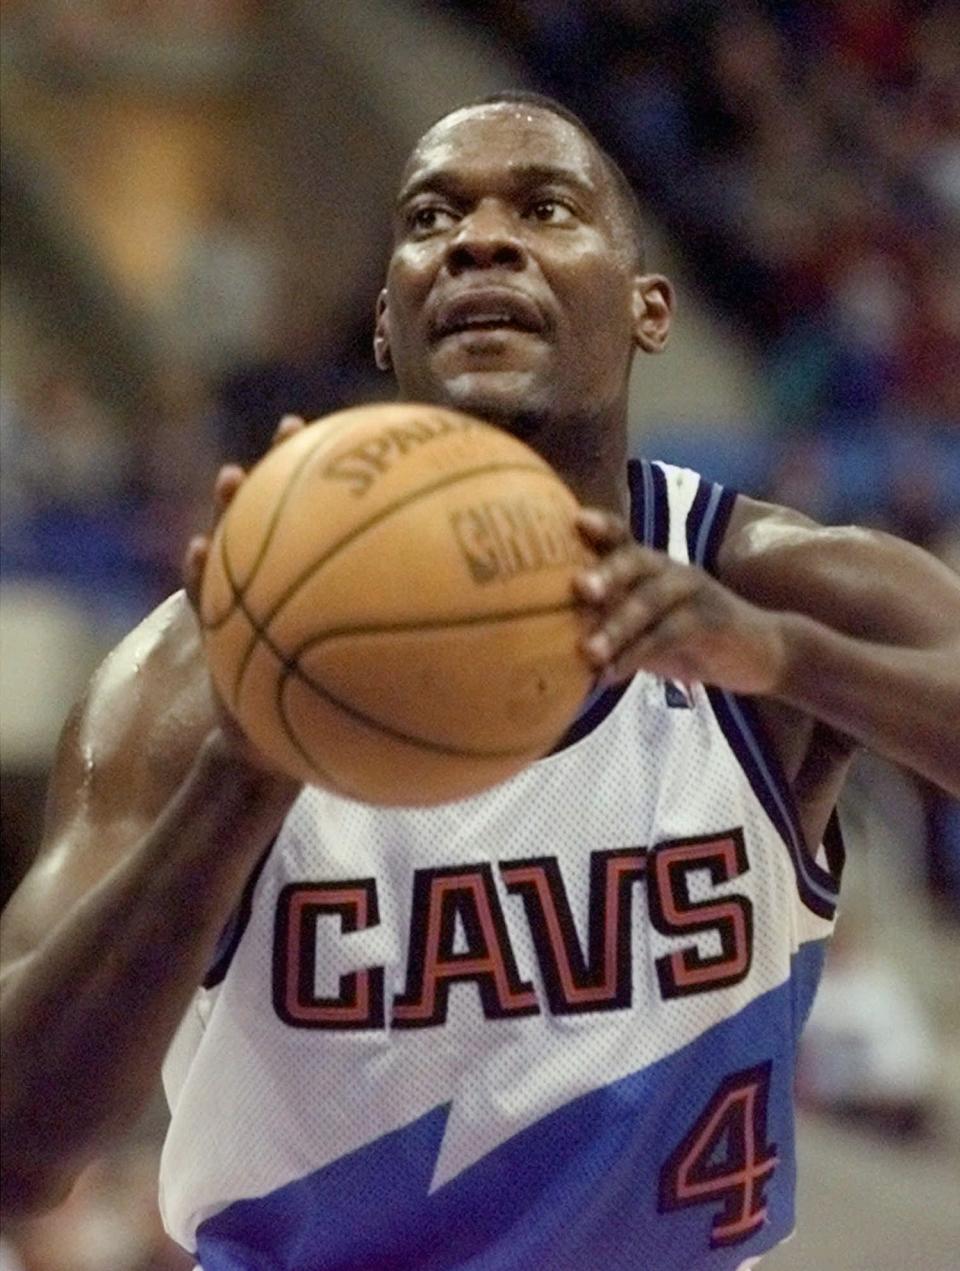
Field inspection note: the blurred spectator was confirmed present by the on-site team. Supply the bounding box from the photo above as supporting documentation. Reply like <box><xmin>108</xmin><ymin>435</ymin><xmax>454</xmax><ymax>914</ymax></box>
<box><xmin>475</xmin><ymin>0</ymin><xmax>960</xmax><ymax>433</ymax></box>
<box><xmin>212</xmin><ymin>314</ymin><xmax>388</xmax><ymax>466</ymax></box>
<box><xmin>825</xmin><ymin>0</ymin><xmax>914</xmax><ymax>88</ymax></box>
<box><xmin>797</xmin><ymin>915</ymin><xmax>939</xmax><ymax>1140</ymax></box>
<box><xmin>0</xmin><ymin>354</ymin><xmax>213</xmax><ymax>628</ymax></box>
<box><xmin>764</xmin><ymin>434</ymin><xmax>836</xmax><ymax>522</ymax></box>
<box><xmin>1</xmin><ymin>366</ymin><xmax>128</xmax><ymax>516</ymax></box>
<box><xmin>896</xmin><ymin>253</ymin><xmax>960</xmax><ymax>422</ymax></box>
<box><xmin>170</xmin><ymin>180</ymin><xmax>279</xmax><ymax>380</ymax></box>
<box><xmin>826</xmin><ymin>247</ymin><xmax>905</xmax><ymax>420</ymax></box>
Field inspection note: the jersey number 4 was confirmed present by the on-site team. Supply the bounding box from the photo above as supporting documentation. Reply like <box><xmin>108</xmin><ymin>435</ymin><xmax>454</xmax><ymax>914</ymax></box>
<box><xmin>658</xmin><ymin>1061</ymin><xmax>779</xmax><ymax>1248</ymax></box>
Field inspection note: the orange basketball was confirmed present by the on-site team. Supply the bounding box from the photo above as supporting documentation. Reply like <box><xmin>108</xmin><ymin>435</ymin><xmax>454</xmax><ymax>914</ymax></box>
<box><xmin>199</xmin><ymin>403</ymin><xmax>595</xmax><ymax>805</ymax></box>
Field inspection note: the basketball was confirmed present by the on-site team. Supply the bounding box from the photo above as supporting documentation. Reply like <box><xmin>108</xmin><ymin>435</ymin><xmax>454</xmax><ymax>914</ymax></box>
<box><xmin>199</xmin><ymin>403</ymin><xmax>596</xmax><ymax>805</ymax></box>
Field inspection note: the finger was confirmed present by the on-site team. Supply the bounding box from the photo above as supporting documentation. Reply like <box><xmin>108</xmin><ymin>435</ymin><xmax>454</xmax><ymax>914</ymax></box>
<box><xmin>574</xmin><ymin>543</ymin><xmax>666</xmax><ymax>605</ymax></box>
<box><xmin>581</xmin><ymin>569</ymin><xmax>701</xmax><ymax>666</ymax></box>
<box><xmin>272</xmin><ymin>414</ymin><xmax>306</xmax><ymax>447</ymax></box>
<box><xmin>575</xmin><ymin>507</ymin><xmax>631</xmax><ymax>549</ymax></box>
<box><xmin>213</xmin><ymin>464</ymin><xmax>245</xmax><ymax>518</ymax></box>
<box><xmin>608</xmin><ymin>608</ymin><xmax>702</xmax><ymax>682</ymax></box>
<box><xmin>183</xmin><ymin>534</ymin><xmax>210</xmax><ymax>612</ymax></box>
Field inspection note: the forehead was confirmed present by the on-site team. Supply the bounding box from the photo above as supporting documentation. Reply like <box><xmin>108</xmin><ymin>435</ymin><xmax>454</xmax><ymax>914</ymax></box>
<box><xmin>400</xmin><ymin>105</ymin><xmax>606</xmax><ymax>196</ymax></box>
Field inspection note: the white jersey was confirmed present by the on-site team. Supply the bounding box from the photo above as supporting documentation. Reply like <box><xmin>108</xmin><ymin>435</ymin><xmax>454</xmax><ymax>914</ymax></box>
<box><xmin>160</xmin><ymin>460</ymin><xmax>842</xmax><ymax>1270</ymax></box>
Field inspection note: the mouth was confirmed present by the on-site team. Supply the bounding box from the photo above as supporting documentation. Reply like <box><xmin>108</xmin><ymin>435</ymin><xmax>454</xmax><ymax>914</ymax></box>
<box><xmin>431</xmin><ymin>289</ymin><xmax>548</xmax><ymax>342</ymax></box>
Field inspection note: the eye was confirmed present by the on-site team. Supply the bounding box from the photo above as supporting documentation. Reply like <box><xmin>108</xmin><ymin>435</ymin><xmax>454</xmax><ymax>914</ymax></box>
<box><xmin>408</xmin><ymin>205</ymin><xmax>458</xmax><ymax>235</ymax></box>
<box><xmin>528</xmin><ymin>199</ymin><xmax>576</xmax><ymax>224</ymax></box>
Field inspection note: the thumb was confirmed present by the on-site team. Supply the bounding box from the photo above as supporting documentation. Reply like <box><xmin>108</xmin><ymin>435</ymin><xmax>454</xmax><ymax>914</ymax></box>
<box><xmin>183</xmin><ymin>534</ymin><xmax>211</xmax><ymax>614</ymax></box>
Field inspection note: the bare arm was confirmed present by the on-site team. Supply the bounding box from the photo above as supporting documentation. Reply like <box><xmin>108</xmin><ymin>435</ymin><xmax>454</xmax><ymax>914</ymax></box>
<box><xmin>574</xmin><ymin>499</ymin><xmax>960</xmax><ymax>795</ymax></box>
<box><xmin>718</xmin><ymin>501</ymin><xmax>960</xmax><ymax>793</ymax></box>
<box><xmin>0</xmin><ymin>595</ymin><xmax>298</xmax><ymax>1218</ymax></box>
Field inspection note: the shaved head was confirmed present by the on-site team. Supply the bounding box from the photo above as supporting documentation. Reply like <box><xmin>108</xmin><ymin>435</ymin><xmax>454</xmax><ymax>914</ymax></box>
<box><xmin>409</xmin><ymin>92</ymin><xmax>647</xmax><ymax>268</ymax></box>
<box><xmin>376</xmin><ymin>92</ymin><xmax>674</xmax><ymax>514</ymax></box>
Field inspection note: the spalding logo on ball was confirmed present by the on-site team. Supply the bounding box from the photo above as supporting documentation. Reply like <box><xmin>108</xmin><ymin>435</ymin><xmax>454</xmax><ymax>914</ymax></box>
<box><xmin>200</xmin><ymin>402</ymin><xmax>595</xmax><ymax>805</ymax></box>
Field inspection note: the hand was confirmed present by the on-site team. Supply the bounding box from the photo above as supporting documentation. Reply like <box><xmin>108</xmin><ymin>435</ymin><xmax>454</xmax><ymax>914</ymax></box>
<box><xmin>182</xmin><ymin>413</ymin><xmax>306</xmax><ymax>614</ymax></box>
<box><xmin>573</xmin><ymin>508</ymin><xmax>788</xmax><ymax>696</ymax></box>
<box><xmin>182</xmin><ymin>414</ymin><xmax>307</xmax><ymax>776</ymax></box>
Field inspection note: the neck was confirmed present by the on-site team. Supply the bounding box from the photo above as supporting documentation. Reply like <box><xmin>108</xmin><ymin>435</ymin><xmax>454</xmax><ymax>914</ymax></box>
<box><xmin>480</xmin><ymin>406</ymin><xmax>630</xmax><ymax>517</ymax></box>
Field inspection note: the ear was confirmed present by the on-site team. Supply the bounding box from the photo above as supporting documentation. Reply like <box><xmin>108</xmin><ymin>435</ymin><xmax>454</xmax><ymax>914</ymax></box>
<box><xmin>373</xmin><ymin>288</ymin><xmax>392</xmax><ymax>371</ymax></box>
<box><xmin>631</xmin><ymin>274</ymin><xmax>674</xmax><ymax>354</ymax></box>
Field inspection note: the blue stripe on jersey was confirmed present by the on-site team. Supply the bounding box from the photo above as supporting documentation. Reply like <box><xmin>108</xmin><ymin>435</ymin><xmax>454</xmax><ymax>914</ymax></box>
<box><xmin>685</xmin><ymin>473</ymin><xmax>736</xmax><ymax>579</ymax></box>
<box><xmin>695</xmin><ymin>484</ymin><xmax>723</xmax><ymax>565</ymax></box>
<box><xmin>194</xmin><ymin>941</ymin><xmax>827</xmax><ymax>1271</ymax></box>
<box><xmin>636</xmin><ymin>459</ymin><xmax>670</xmax><ymax>551</ymax></box>
<box><xmin>640</xmin><ymin>458</ymin><xmax>655</xmax><ymax>546</ymax></box>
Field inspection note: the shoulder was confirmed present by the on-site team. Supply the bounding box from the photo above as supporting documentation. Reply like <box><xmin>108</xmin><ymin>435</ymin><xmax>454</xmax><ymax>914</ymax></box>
<box><xmin>1</xmin><ymin>593</ymin><xmax>215</xmax><ymax>964</ymax></box>
<box><xmin>717</xmin><ymin>495</ymin><xmax>846</xmax><ymax>604</ymax></box>
<box><xmin>716</xmin><ymin>494</ymin><xmax>960</xmax><ymax>646</ymax></box>
<box><xmin>76</xmin><ymin>591</ymin><xmax>211</xmax><ymax>785</ymax></box>
<box><xmin>54</xmin><ymin>591</ymin><xmax>215</xmax><ymax>833</ymax></box>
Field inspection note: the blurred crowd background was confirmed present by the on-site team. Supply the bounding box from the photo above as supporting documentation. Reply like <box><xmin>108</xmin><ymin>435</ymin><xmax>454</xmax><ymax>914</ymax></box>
<box><xmin>0</xmin><ymin>2</ymin><xmax>957</xmax><ymax>1268</ymax></box>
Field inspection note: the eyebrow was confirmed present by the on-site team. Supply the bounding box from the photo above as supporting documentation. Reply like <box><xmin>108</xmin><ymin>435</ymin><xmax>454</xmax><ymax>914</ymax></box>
<box><xmin>395</xmin><ymin>162</ymin><xmax>598</xmax><ymax>211</ymax></box>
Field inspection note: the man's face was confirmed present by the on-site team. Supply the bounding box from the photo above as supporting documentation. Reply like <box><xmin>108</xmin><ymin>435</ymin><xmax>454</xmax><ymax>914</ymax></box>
<box><xmin>377</xmin><ymin>105</ymin><xmax>644</xmax><ymax>427</ymax></box>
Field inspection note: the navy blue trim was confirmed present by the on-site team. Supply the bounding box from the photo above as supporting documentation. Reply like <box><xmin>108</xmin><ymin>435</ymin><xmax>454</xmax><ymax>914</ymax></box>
<box><xmin>203</xmin><ymin>840</ymin><xmax>274</xmax><ymax>989</ymax></box>
<box><xmin>547</xmin><ymin>679</ymin><xmax>632</xmax><ymax>754</ymax></box>
<box><xmin>549</xmin><ymin>461</ymin><xmax>670</xmax><ymax>758</ymax></box>
<box><xmin>627</xmin><ymin>458</ymin><xmax>669</xmax><ymax>551</ymax></box>
<box><xmin>627</xmin><ymin>458</ymin><xmax>648</xmax><ymax>545</ymax></box>
<box><xmin>823</xmin><ymin>808</ymin><xmax>846</xmax><ymax>881</ymax></box>
<box><xmin>687</xmin><ymin>477</ymin><xmax>738</xmax><ymax>576</ymax></box>
<box><xmin>706</xmin><ymin>687</ymin><xmax>839</xmax><ymax>919</ymax></box>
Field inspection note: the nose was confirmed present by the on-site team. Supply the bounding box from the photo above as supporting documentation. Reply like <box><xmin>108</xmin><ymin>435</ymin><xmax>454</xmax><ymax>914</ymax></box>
<box><xmin>445</xmin><ymin>200</ymin><xmax>527</xmax><ymax>275</ymax></box>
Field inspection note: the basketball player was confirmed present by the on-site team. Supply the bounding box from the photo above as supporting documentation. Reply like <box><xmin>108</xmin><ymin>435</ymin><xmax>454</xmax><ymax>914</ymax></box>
<box><xmin>2</xmin><ymin>94</ymin><xmax>959</xmax><ymax>1270</ymax></box>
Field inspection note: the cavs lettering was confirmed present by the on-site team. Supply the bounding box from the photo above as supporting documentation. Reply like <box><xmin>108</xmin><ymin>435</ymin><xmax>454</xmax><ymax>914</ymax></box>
<box><xmin>271</xmin><ymin>829</ymin><xmax>753</xmax><ymax>1030</ymax></box>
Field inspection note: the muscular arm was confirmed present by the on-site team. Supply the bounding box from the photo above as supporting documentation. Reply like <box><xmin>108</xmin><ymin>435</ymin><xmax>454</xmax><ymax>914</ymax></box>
<box><xmin>0</xmin><ymin>594</ymin><xmax>298</xmax><ymax>1217</ymax></box>
<box><xmin>718</xmin><ymin>499</ymin><xmax>960</xmax><ymax>794</ymax></box>
<box><xmin>575</xmin><ymin>496</ymin><xmax>960</xmax><ymax>806</ymax></box>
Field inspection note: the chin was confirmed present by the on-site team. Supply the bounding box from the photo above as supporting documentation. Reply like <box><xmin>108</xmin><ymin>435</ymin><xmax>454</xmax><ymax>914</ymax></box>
<box><xmin>435</xmin><ymin>370</ymin><xmax>549</xmax><ymax>432</ymax></box>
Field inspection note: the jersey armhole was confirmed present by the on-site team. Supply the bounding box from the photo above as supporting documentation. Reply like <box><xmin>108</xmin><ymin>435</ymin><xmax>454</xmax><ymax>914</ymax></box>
<box><xmin>706</xmin><ymin>687</ymin><xmax>841</xmax><ymax>919</ymax></box>
<box><xmin>684</xmin><ymin>474</ymin><xmax>842</xmax><ymax>917</ymax></box>
<box><xmin>203</xmin><ymin>840</ymin><xmax>274</xmax><ymax>989</ymax></box>
<box><xmin>822</xmin><ymin>807</ymin><xmax>846</xmax><ymax>882</ymax></box>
